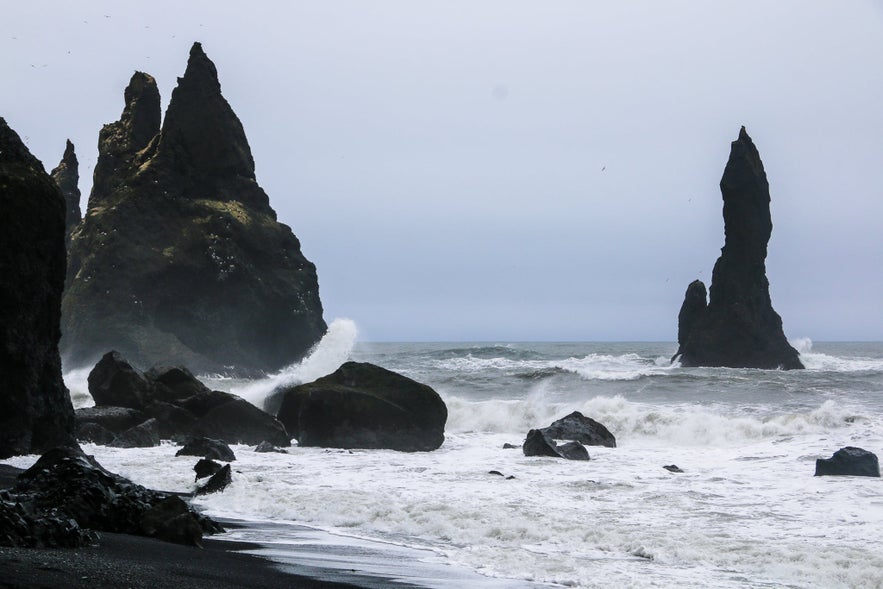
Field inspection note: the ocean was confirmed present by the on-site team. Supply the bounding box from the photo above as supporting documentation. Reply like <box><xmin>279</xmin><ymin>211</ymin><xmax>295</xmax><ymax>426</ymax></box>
<box><xmin>7</xmin><ymin>319</ymin><xmax>883</xmax><ymax>588</ymax></box>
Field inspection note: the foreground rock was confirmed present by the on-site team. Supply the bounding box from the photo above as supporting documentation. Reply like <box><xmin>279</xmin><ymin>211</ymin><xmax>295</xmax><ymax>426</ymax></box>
<box><xmin>673</xmin><ymin>127</ymin><xmax>803</xmax><ymax>370</ymax></box>
<box><xmin>540</xmin><ymin>411</ymin><xmax>616</xmax><ymax>448</ymax></box>
<box><xmin>523</xmin><ymin>429</ymin><xmax>590</xmax><ymax>461</ymax></box>
<box><xmin>0</xmin><ymin>117</ymin><xmax>77</xmax><ymax>459</ymax></box>
<box><xmin>814</xmin><ymin>447</ymin><xmax>880</xmax><ymax>477</ymax></box>
<box><xmin>50</xmin><ymin>139</ymin><xmax>82</xmax><ymax>241</ymax></box>
<box><xmin>62</xmin><ymin>42</ymin><xmax>326</xmax><ymax>375</ymax></box>
<box><xmin>76</xmin><ymin>351</ymin><xmax>289</xmax><ymax>447</ymax></box>
<box><xmin>0</xmin><ymin>446</ymin><xmax>221</xmax><ymax>547</ymax></box>
<box><xmin>276</xmin><ymin>362</ymin><xmax>447</xmax><ymax>452</ymax></box>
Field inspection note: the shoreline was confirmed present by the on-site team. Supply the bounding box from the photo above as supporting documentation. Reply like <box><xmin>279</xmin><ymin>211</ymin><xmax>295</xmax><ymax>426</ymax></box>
<box><xmin>0</xmin><ymin>463</ymin><xmax>413</xmax><ymax>589</ymax></box>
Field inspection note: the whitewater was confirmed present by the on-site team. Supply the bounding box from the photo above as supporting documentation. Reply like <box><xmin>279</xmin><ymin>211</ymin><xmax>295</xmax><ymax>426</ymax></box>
<box><xmin>7</xmin><ymin>321</ymin><xmax>883</xmax><ymax>588</ymax></box>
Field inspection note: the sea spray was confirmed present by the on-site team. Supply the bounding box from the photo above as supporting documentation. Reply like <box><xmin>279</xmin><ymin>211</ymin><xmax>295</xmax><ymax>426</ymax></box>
<box><xmin>231</xmin><ymin>318</ymin><xmax>358</xmax><ymax>409</ymax></box>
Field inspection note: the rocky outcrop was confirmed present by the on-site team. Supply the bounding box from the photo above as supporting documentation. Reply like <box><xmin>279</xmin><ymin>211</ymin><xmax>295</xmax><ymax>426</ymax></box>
<box><xmin>77</xmin><ymin>351</ymin><xmax>290</xmax><ymax>447</ymax></box>
<box><xmin>276</xmin><ymin>362</ymin><xmax>448</xmax><ymax>452</ymax></box>
<box><xmin>50</xmin><ymin>140</ymin><xmax>81</xmax><ymax>241</ymax></box>
<box><xmin>194</xmin><ymin>464</ymin><xmax>232</xmax><ymax>496</ymax></box>
<box><xmin>674</xmin><ymin>127</ymin><xmax>803</xmax><ymax>369</ymax></box>
<box><xmin>522</xmin><ymin>429</ymin><xmax>590</xmax><ymax>461</ymax></box>
<box><xmin>0</xmin><ymin>117</ymin><xmax>77</xmax><ymax>459</ymax></box>
<box><xmin>1</xmin><ymin>446</ymin><xmax>222</xmax><ymax>547</ymax></box>
<box><xmin>540</xmin><ymin>411</ymin><xmax>616</xmax><ymax>448</ymax></box>
<box><xmin>814</xmin><ymin>447</ymin><xmax>880</xmax><ymax>477</ymax></box>
<box><xmin>62</xmin><ymin>43</ymin><xmax>326</xmax><ymax>375</ymax></box>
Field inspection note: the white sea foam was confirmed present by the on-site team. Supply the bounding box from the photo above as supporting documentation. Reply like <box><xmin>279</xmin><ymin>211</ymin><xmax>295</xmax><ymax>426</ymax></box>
<box><xmin>46</xmin><ymin>418</ymin><xmax>882</xmax><ymax>589</ymax></box>
<box><xmin>793</xmin><ymin>337</ymin><xmax>883</xmax><ymax>372</ymax></box>
<box><xmin>231</xmin><ymin>317</ymin><xmax>358</xmax><ymax>408</ymax></box>
<box><xmin>62</xmin><ymin>365</ymin><xmax>94</xmax><ymax>409</ymax></box>
<box><xmin>35</xmin><ymin>341</ymin><xmax>882</xmax><ymax>588</ymax></box>
<box><xmin>445</xmin><ymin>392</ymin><xmax>869</xmax><ymax>447</ymax></box>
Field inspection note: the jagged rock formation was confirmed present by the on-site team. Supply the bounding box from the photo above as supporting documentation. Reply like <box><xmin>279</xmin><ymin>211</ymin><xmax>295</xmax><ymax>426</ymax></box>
<box><xmin>76</xmin><ymin>351</ymin><xmax>291</xmax><ymax>447</ymax></box>
<box><xmin>62</xmin><ymin>43</ymin><xmax>326</xmax><ymax>374</ymax></box>
<box><xmin>276</xmin><ymin>362</ymin><xmax>448</xmax><ymax>452</ymax></box>
<box><xmin>50</xmin><ymin>139</ymin><xmax>81</xmax><ymax>241</ymax></box>
<box><xmin>0</xmin><ymin>117</ymin><xmax>77</xmax><ymax>459</ymax></box>
<box><xmin>0</xmin><ymin>446</ymin><xmax>222</xmax><ymax>547</ymax></box>
<box><xmin>674</xmin><ymin>127</ymin><xmax>803</xmax><ymax>370</ymax></box>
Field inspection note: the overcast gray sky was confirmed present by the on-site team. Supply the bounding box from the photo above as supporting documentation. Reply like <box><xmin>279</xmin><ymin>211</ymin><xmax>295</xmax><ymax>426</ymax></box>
<box><xmin>3</xmin><ymin>1</ymin><xmax>882</xmax><ymax>341</ymax></box>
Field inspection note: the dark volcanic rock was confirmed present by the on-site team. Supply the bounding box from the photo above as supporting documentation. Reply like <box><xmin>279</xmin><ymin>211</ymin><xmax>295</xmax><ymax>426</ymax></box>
<box><xmin>814</xmin><ymin>447</ymin><xmax>880</xmax><ymax>477</ymax></box>
<box><xmin>76</xmin><ymin>422</ymin><xmax>117</xmax><ymax>445</ymax></box>
<box><xmin>88</xmin><ymin>351</ymin><xmax>154</xmax><ymax>409</ymax></box>
<box><xmin>109</xmin><ymin>418</ymin><xmax>161</xmax><ymax>448</ymax></box>
<box><xmin>194</xmin><ymin>464</ymin><xmax>232</xmax><ymax>496</ymax></box>
<box><xmin>50</xmin><ymin>139</ymin><xmax>82</xmax><ymax>241</ymax></box>
<box><xmin>663</xmin><ymin>464</ymin><xmax>685</xmax><ymax>473</ymax></box>
<box><xmin>193</xmin><ymin>458</ymin><xmax>223</xmax><ymax>480</ymax></box>
<box><xmin>84</xmin><ymin>352</ymin><xmax>289</xmax><ymax>446</ymax></box>
<box><xmin>0</xmin><ymin>117</ymin><xmax>77</xmax><ymax>458</ymax></box>
<box><xmin>61</xmin><ymin>42</ymin><xmax>326</xmax><ymax>375</ymax></box>
<box><xmin>540</xmin><ymin>411</ymin><xmax>616</xmax><ymax>448</ymax></box>
<box><xmin>176</xmin><ymin>437</ymin><xmax>236</xmax><ymax>462</ymax></box>
<box><xmin>5</xmin><ymin>446</ymin><xmax>221</xmax><ymax>547</ymax></box>
<box><xmin>191</xmin><ymin>395</ymin><xmax>290</xmax><ymax>447</ymax></box>
<box><xmin>523</xmin><ymin>429</ymin><xmax>590</xmax><ymax>461</ymax></box>
<box><xmin>556</xmin><ymin>441</ymin><xmax>590</xmax><ymax>461</ymax></box>
<box><xmin>522</xmin><ymin>429</ymin><xmax>562</xmax><ymax>458</ymax></box>
<box><xmin>276</xmin><ymin>362</ymin><xmax>448</xmax><ymax>452</ymax></box>
<box><xmin>673</xmin><ymin>127</ymin><xmax>803</xmax><ymax>370</ymax></box>
<box><xmin>75</xmin><ymin>406</ymin><xmax>145</xmax><ymax>434</ymax></box>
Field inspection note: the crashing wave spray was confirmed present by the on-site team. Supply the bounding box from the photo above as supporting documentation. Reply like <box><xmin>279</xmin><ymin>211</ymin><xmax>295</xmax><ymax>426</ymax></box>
<box><xmin>232</xmin><ymin>318</ymin><xmax>358</xmax><ymax>409</ymax></box>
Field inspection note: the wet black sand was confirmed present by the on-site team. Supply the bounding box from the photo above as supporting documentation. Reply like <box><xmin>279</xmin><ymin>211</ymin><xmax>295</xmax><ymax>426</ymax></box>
<box><xmin>0</xmin><ymin>464</ymin><xmax>409</xmax><ymax>589</ymax></box>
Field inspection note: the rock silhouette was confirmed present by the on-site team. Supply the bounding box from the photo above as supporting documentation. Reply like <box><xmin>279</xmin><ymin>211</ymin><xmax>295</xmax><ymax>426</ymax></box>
<box><xmin>276</xmin><ymin>362</ymin><xmax>448</xmax><ymax>452</ymax></box>
<box><xmin>49</xmin><ymin>139</ymin><xmax>81</xmax><ymax>241</ymax></box>
<box><xmin>62</xmin><ymin>43</ymin><xmax>326</xmax><ymax>375</ymax></box>
<box><xmin>674</xmin><ymin>127</ymin><xmax>803</xmax><ymax>370</ymax></box>
<box><xmin>0</xmin><ymin>117</ymin><xmax>77</xmax><ymax>459</ymax></box>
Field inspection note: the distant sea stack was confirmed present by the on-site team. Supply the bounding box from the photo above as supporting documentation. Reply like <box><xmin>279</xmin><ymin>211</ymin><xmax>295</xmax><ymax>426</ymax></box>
<box><xmin>0</xmin><ymin>117</ymin><xmax>77</xmax><ymax>458</ymax></box>
<box><xmin>50</xmin><ymin>139</ymin><xmax>82</xmax><ymax>241</ymax></box>
<box><xmin>674</xmin><ymin>127</ymin><xmax>803</xmax><ymax>370</ymax></box>
<box><xmin>62</xmin><ymin>43</ymin><xmax>326</xmax><ymax>375</ymax></box>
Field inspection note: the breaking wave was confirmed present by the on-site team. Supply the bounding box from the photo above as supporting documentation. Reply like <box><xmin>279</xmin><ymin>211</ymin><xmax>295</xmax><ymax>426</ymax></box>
<box><xmin>231</xmin><ymin>317</ymin><xmax>358</xmax><ymax>408</ymax></box>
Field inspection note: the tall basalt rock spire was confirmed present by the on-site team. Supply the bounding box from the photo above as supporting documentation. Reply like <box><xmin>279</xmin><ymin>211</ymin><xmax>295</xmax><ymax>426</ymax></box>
<box><xmin>674</xmin><ymin>127</ymin><xmax>803</xmax><ymax>369</ymax></box>
<box><xmin>50</xmin><ymin>139</ymin><xmax>82</xmax><ymax>240</ymax></box>
<box><xmin>88</xmin><ymin>71</ymin><xmax>161</xmax><ymax>207</ymax></box>
<box><xmin>62</xmin><ymin>43</ymin><xmax>327</xmax><ymax>375</ymax></box>
<box><xmin>0</xmin><ymin>117</ymin><xmax>77</xmax><ymax>458</ymax></box>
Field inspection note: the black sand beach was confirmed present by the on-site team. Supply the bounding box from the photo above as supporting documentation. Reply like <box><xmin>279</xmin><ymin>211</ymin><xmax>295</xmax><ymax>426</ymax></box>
<box><xmin>0</xmin><ymin>464</ymin><xmax>412</xmax><ymax>589</ymax></box>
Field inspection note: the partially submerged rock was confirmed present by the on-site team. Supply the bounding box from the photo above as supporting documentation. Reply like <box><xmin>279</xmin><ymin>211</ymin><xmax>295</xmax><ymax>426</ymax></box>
<box><xmin>194</xmin><ymin>464</ymin><xmax>232</xmax><ymax>496</ymax></box>
<box><xmin>540</xmin><ymin>411</ymin><xmax>616</xmax><ymax>448</ymax></box>
<box><xmin>81</xmin><ymin>351</ymin><xmax>290</xmax><ymax>447</ymax></box>
<box><xmin>814</xmin><ymin>447</ymin><xmax>880</xmax><ymax>477</ymax></box>
<box><xmin>673</xmin><ymin>127</ymin><xmax>803</xmax><ymax>370</ymax></box>
<box><xmin>523</xmin><ymin>429</ymin><xmax>590</xmax><ymax>461</ymax></box>
<box><xmin>176</xmin><ymin>437</ymin><xmax>236</xmax><ymax>462</ymax></box>
<box><xmin>61</xmin><ymin>43</ymin><xmax>326</xmax><ymax>375</ymax></box>
<box><xmin>276</xmin><ymin>361</ymin><xmax>447</xmax><ymax>452</ymax></box>
<box><xmin>0</xmin><ymin>117</ymin><xmax>77</xmax><ymax>458</ymax></box>
<box><xmin>193</xmin><ymin>458</ymin><xmax>223</xmax><ymax>480</ymax></box>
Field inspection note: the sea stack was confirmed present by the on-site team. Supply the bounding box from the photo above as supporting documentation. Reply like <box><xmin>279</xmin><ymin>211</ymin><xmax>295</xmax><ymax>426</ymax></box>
<box><xmin>674</xmin><ymin>127</ymin><xmax>803</xmax><ymax>369</ymax></box>
<box><xmin>0</xmin><ymin>117</ymin><xmax>77</xmax><ymax>458</ymax></box>
<box><xmin>62</xmin><ymin>43</ymin><xmax>326</xmax><ymax>374</ymax></box>
<box><xmin>50</xmin><ymin>139</ymin><xmax>82</xmax><ymax>241</ymax></box>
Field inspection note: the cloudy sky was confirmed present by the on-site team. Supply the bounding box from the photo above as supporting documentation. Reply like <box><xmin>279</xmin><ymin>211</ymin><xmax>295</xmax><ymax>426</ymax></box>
<box><xmin>3</xmin><ymin>2</ymin><xmax>881</xmax><ymax>341</ymax></box>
